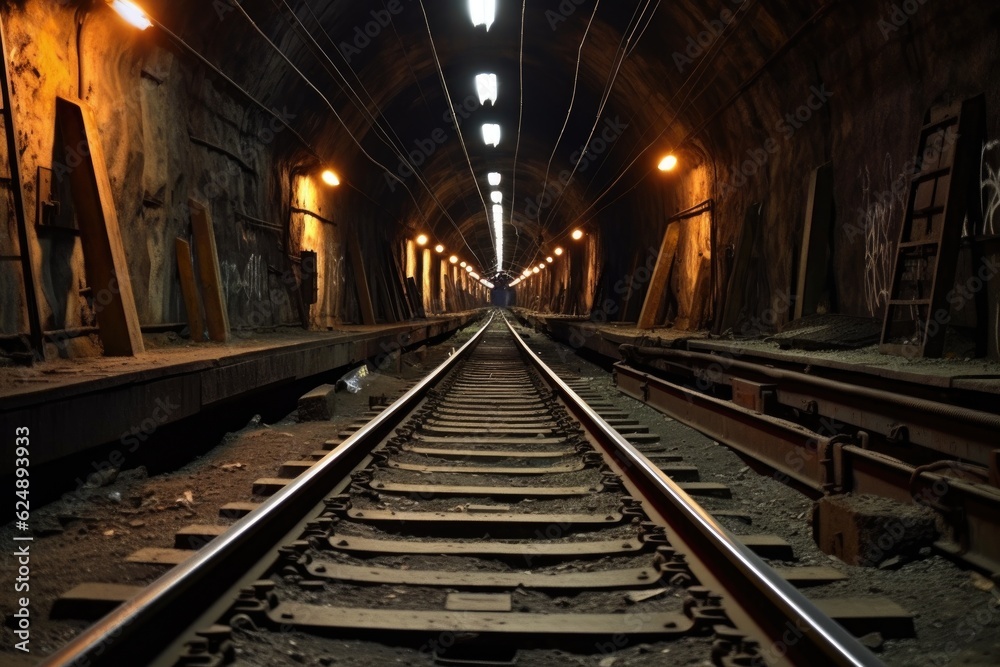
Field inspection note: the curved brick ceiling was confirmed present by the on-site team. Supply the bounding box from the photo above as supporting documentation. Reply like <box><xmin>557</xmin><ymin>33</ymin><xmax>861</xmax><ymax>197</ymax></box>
<box><xmin>148</xmin><ymin>0</ymin><xmax>823</xmax><ymax>277</ymax></box>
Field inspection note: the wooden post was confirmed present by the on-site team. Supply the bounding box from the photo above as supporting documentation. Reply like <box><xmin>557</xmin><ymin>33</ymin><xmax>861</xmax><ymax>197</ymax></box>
<box><xmin>638</xmin><ymin>223</ymin><xmax>681</xmax><ymax>329</ymax></box>
<box><xmin>348</xmin><ymin>235</ymin><xmax>376</xmax><ymax>325</ymax></box>
<box><xmin>55</xmin><ymin>97</ymin><xmax>144</xmax><ymax>356</ymax></box>
<box><xmin>794</xmin><ymin>163</ymin><xmax>835</xmax><ymax>320</ymax></box>
<box><xmin>188</xmin><ymin>199</ymin><xmax>230</xmax><ymax>342</ymax></box>
<box><xmin>174</xmin><ymin>238</ymin><xmax>205</xmax><ymax>342</ymax></box>
<box><xmin>422</xmin><ymin>248</ymin><xmax>433</xmax><ymax>315</ymax></box>
<box><xmin>439</xmin><ymin>258</ymin><xmax>449</xmax><ymax>312</ymax></box>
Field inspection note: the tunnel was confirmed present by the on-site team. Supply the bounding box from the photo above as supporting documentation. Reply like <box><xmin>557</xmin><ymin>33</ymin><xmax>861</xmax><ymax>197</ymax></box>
<box><xmin>0</xmin><ymin>1</ymin><xmax>999</xmax><ymax>665</ymax></box>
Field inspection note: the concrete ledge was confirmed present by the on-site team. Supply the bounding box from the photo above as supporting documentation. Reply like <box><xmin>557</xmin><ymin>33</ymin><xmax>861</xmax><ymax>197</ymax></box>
<box><xmin>298</xmin><ymin>384</ymin><xmax>336</xmax><ymax>421</ymax></box>
<box><xmin>0</xmin><ymin>313</ymin><xmax>482</xmax><ymax>474</ymax></box>
<box><xmin>812</xmin><ymin>493</ymin><xmax>938</xmax><ymax>567</ymax></box>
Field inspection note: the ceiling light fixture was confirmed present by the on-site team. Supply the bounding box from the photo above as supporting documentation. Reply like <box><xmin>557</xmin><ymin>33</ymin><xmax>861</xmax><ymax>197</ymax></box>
<box><xmin>468</xmin><ymin>0</ymin><xmax>496</xmax><ymax>30</ymax></box>
<box><xmin>416</xmin><ymin>234</ymin><xmax>429</xmax><ymax>246</ymax></box>
<box><xmin>475</xmin><ymin>73</ymin><xmax>498</xmax><ymax>105</ymax></box>
<box><xmin>490</xmin><ymin>191</ymin><xmax>503</xmax><ymax>204</ymax></box>
<box><xmin>482</xmin><ymin>124</ymin><xmax>501</xmax><ymax>147</ymax></box>
<box><xmin>450</xmin><ymin>255</ymin><xmax>459</xmax><ymax>264</ymax></box>
<box><xmin>554</xmin><ymin>247</ymin><xmax>564</xmax><ymax>256</ymax></box>
<box><xmin>488</xmin><ymin>172</ymin><xmax>501</xmax><ymax>186</ymax></box>
<box><xmin>435</xmin><ymin>244</ymin><xmax>445</xmax><ymax>253</ymax></box>
<box><xmin>572</xmin><ymin>229</ymin><xmax>584</xmax><ymax>240</ymax></box>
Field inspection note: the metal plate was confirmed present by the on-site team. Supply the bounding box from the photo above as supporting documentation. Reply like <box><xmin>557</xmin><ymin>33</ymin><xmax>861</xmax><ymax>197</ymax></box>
<box><xmin>327</xmin><ymin>534</ymin><xmax>646</xmax><ymax>558</ymax></box>
<box><xmin>346</xmin><ymin>508</ymin><xmax>624</xmax><ymax>526</ymax></box>
<box><xmin>370</xmin><ymin>481</ymin><xmax>600</xmax><ymax>497</ymax></box>
<box><xmin>266</xmin><ymin>603</ymin><xmax>692</xmax><ymax>636</ymax></box>
<box><xmin>401</xmin><ymin>446</ymin><xmax>574</xmax><ymax>459</ymax></box>
<box><xmin>385</xmin><ymin>461</ymin><xmax>584</xmax><ymax>475</ymax></box>
<box><xmin>305</xmin><ymin>561</ymin><xmax>662</xmax><ymax>590</ymax></box>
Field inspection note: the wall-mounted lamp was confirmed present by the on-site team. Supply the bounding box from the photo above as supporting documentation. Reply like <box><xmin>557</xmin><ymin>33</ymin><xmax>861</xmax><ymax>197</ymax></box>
<box><xmin>108</xmin><ymin>0</ymin><xmax>152</xmax><ymax>30</ymax></box>
<box><xmin>321</xmin><ymin>169</ymin><xmax>340</xmax><ymax>186</ymax></box>
<box><xmin>658</xmin><ymin>154</ymin><xmax>678</xmax><ymax>172</ymax></box>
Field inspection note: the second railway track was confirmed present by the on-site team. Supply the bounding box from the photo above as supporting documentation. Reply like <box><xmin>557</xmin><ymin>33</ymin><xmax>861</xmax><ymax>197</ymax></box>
<box><xmin>42</xmin><ymin>314</ymin><xmax>883</xmax><ymax>667</ymax></box>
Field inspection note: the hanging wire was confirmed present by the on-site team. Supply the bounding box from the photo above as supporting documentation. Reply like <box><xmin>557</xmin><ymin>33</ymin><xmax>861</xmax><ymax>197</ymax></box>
<box><xmin>416</xmin><ymin>0</ymin><xmax>496</xmax><ymax>262</ymax></box>
<box><xmin>534</xmin><ymin>0</ymin><xmax>602</xmax><ymax>231</ymax></box>
<box><xmin>271</xmin><ymin>0</ymin><xmax>486</xmax><ymax>267</ymax></box>
<box><xmin>506</xmin><ymin>0</ymin><xmax>528</xmax><ymax>278</ymax></box>
<box><xmin>535</xmin><ymin>0</ymin><xmax>657</xmax><ymax>239</ymax></box>
<box><xmin>514</xmin><ymin>0</ymin><xmax>653</xmax><ymax>271</ymax></box>
<box><xmin>541</xmin><ymin>0</ymin><xmax>758</xmax><ymax>245</ymax></box>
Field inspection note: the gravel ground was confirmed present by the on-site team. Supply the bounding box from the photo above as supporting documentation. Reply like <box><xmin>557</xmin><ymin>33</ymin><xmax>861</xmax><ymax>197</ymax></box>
<box><xmin>522</xmin><ymin>321</ymin><xmax>1000</xmax><ymax>667</ymax></box>
<box><xmin>4</xmin><ymin>315</ymin><xmax>997</xmax><ymax>667</ymax></box>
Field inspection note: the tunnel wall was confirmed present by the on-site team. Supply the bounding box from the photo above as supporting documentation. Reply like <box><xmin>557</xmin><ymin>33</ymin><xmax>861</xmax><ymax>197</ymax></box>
<box><xmin>0</xmin><ymin>1</ymin><xmax>390</xmax><ymax>355</ymax></box>
<box><xmin>663</xmin><ymin>0</ymin><xmax>999</xmax><ymax>333</ymax></box>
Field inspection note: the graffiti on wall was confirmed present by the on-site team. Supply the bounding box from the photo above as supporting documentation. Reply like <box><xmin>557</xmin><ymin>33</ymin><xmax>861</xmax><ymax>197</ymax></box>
<box><xmin>222</xmin><ymin>254</ymin><xmax>266</xmax><ymax>306</ymax></box>
<box><xmin>982</xmin><ymin>139</ymin><xmax>1000</xmax><ymax>236</ymax></box>
<box><xmin>857</xmin><ymin>154</ymin><xmax>904</xmax><ymax>316</ymax></box>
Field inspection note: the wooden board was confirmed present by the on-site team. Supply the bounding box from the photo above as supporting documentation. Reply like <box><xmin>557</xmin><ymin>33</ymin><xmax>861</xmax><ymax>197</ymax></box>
<box><xmin>716</xmin><ymin>203</ymin><xmax>765</xmax><ymax>335</ymax></box>
<box><xmin>174</xmin><ymin>238</ymin><xmax>205</xmax><ymax>342</ymax></box>
<box><xmin>187</xmin><ymin>199</ymin><xmax>229</xmax><ymax>342</ymax></box>
<box><xmin>55</xmin><ymin>97</ymin><xmax>144</xmax><ymax>356</ymax></box>
<box><xmin>348</xmin><ymin>234</ymin><xmax>376</xmax><ymax>325</ymax></box>
<box><xmin>638</xmin><ymin>223</ymin><xmax>681</xmax><ymax>329</ymax></box>
<box><xmin>794</xmin><ymin>163</ymin><xmax>835</xmax><ymax>320</ymax></box>
<box><xmin>406</xmin><ymin>277</ymin><xmax>426</xmax><ymax>318</ymax></box>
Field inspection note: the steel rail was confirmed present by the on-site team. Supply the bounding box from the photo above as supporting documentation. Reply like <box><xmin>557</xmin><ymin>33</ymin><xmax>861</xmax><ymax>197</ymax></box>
<box><xmin>504</xmin><ymin>316</ymin><xmax>880</xmax><ymax>667</ymax></box>
<box><xmin>41</xmin><ymin>314</ymin><xmax>494</xmax><ymax>667</ymax></box>
<box><xmin>621</xmin><ymin>345</ymin><xmax>1000</xmax><ymax>433</ymax></box>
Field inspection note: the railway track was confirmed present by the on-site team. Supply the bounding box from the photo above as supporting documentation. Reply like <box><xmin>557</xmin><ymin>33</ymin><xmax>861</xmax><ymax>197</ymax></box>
<box><xmin>42</xmin><ymin>314</ymin><xmax>882</xmax><ymax>666</ymax></box>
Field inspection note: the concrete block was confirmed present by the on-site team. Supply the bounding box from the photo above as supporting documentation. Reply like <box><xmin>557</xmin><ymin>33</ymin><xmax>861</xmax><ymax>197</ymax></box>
<box><xmin>298</xmin><ymin>383</ymin><xmax>336</xmax><ymax>421</ymax></box>
<box><xmin>813</xmin><ymin>494</ymin><xmax>938</xmax><ymax>567</ymax></box>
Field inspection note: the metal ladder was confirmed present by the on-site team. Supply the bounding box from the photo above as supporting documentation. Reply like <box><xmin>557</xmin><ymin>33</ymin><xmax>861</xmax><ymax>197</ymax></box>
<box><xmin>0</xmin><ymin>13</ymin><xmax>43</xmax><ymax>357</ymax></box>
<box><xmin>879</xmin><ymin>95</ymin><xmax>986</xmax><ymax>358</ymax></box>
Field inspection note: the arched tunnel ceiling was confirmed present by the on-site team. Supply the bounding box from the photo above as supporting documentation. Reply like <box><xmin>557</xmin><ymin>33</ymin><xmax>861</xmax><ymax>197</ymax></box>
<box><xmin>144</xmin><ymin>0</ymin><xmax>826</xmax><ymax>281</ymax></box>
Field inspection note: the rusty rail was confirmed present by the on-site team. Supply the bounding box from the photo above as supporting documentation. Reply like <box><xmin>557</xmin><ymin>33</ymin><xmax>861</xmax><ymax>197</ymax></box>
<box><xmin>505</xmin><ymin>317</ymin><xmax>880</xmax><ymax>667</ymax></box>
